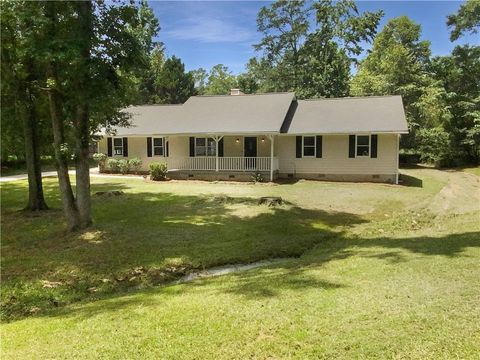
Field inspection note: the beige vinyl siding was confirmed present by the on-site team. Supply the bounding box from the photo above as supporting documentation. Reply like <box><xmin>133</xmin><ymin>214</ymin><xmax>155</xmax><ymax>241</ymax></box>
<box><xmin>223</xmin><ymin>136</ymin><xmax>243</xmax><ymax>157</ymax></box>
<box><xmin>277</xmin><ymin>134</ymin><xmax>398</xmax><ymax>175</ymax></box>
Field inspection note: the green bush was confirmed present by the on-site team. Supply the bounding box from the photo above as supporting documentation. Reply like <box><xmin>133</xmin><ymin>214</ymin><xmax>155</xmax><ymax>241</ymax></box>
<box><xmin>250</xmin><ymin>172</ymin><xmax>264</xmax><ymax>183</ymax></box>
<box><xmin>107</xmin><ymin>159</ymin><xmax>120</xmax><ymax>173</ymax></box>
<box><xmin>118</xmin><ymin>159</ymin><xmax>131</xmax><ymax>175</ymax></box>
<box><xmin>93</xmin><ymin>153</ymin><xmax>107</xmax><ymax>172</ymax></box>
<box><xmin>149</xmin><ymin>162</ymin><xmax>168</xmax><ymax>181</ymax></box>
<box><xmin>129</xmin><ymin>157</ymin><xmax>142</xmax><ymax>173</ymax></box>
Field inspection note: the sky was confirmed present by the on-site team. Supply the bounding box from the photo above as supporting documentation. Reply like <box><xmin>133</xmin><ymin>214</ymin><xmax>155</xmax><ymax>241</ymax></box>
<box><xmin>150</xmin><ymin>1</ymin><xmax>479</xmax><ymax>75</ymax></box>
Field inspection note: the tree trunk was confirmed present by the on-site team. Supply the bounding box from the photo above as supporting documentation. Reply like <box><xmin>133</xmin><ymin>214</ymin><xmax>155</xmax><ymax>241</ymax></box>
<box><xmin>47</xmin><ymin>81</ymin><xmax>80</xmax><ymax>231</ymax></box>
<box><xmin>23</xmin><ymin>89</ymin><xmax>49</xmax><ymax>211</ymax></box>
<box><xmin>73</xmin><ymin>0</ymin><xmax>94</xmax><ymax>227</ymax></box>
<box><xmin>75</xmin><ymin>106</ymin><xmax>92</xmax><ymax>227</ymax></box>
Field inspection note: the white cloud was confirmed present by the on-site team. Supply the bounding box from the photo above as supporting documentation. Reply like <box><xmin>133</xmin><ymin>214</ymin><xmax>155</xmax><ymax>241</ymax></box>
<box><xmin>165</xmin><ymin>17</ymin><xmax>256</xmax><ymax>43</ymax></box>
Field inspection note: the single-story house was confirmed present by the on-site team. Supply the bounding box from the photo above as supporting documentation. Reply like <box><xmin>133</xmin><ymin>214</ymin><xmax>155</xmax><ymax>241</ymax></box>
<box><xmin>98</xmin><ymin>90</ymin><xmax>408</xmax><ymax>183</ymax></box>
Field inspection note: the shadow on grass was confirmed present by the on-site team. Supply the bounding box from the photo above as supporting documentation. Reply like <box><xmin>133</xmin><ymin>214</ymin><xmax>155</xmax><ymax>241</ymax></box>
<box><xmin>1</xmin><ymin>180</ymin><xmax>479</xmax><ymax>322</ymax></box>
<box><xmin>399</xmin><ymin>173</ymin><xmax>423</xmax><ymax>188</ymax></box>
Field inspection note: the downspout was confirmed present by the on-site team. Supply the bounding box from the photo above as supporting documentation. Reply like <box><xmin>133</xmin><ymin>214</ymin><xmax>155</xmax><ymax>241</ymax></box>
<box><xmin>395</xmin><ymin>134</ymin><xmax>400</xmax><ymax>185</ymax></box>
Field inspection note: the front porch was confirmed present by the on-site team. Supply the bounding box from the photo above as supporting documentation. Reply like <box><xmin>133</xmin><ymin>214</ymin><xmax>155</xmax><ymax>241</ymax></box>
<box><xmin>165</xmin><ymin>134</ymin><xmax>279</xmax><ymax>181</ymax></box>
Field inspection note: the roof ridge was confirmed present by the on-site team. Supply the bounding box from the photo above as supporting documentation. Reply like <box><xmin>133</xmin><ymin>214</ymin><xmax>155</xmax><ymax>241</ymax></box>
<box><xmin>300</xmin><ymin>95</ymin><xmax>399</xmax><ymax>102</ymax></box>
<box><xmin>126</xmin><ymin>104</ymin><xmax>184</xmax><ymax>107</ymax></box>
<box><xmin>193</xmin><ymin>92</ymin><xmax>294</xmax><ymax>98</ymax></box>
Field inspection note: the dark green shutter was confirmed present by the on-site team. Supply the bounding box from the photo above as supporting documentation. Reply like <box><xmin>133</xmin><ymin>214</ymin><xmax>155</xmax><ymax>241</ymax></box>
<box><xmin>107</xmin><ymin>137</ymin><xmax>112</xmax><ymax>157</ymax></box>
<box><xmin>349</xmin><ymin>135</ymin><xmax>355</xmax><ymax>158</ymax></box>
<box><xmin>296</xmin><ymin>136</ymin><xmax>302</xmax><ymax>158</ymax></box>
<box><xmin>166</xmin><ymin>139</ymin><xmax>169</xmax><ymax>157</ymax></box>
<box><xmin>189</xmin><ymin>137</ymin><xmax>195</xmax><ymax>157</ymax></box>
<box><xmin>218</xmin><ymin>138</ymin><xmax>224</xmax><ymax>157</ymax></box>
<box><xmin>371</xmin><ymin>135</ymin><xmax>378</xmax><ymax>158</ymax></box>
<box><xmin>123</xmin><ymin>137</ymin><xmax>128</xmax><ymax>157</ymax></box>
<box><xmin>316</xmin><ymin>136</ymin><xmax>322</xmax><ymax>158</ymax></box>
<box><xmin>146</xmin><ymin>137</ymin><xmax>152</xmax><ymax>157</ymax></box>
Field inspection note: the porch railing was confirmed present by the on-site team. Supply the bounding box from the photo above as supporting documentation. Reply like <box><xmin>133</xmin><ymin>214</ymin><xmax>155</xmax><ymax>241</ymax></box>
<box><xmin>166</xmin><ymin>157</ymin><xmax>277</xmax><ymax>172</ymax></box>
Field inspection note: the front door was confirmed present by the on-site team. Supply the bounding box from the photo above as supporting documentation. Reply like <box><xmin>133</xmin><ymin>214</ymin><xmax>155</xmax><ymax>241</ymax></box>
<box><xmin>244</xmin><ymin>137</ymin><xmax>257</xmax><ymax>170</ymax></box>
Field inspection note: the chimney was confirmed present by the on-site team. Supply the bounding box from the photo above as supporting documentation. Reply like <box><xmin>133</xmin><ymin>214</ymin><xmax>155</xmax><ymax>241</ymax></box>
<box><xmin>230</xmin><ymin>88</ymin><xmax>244</xmax><ymax>96</ymax></box>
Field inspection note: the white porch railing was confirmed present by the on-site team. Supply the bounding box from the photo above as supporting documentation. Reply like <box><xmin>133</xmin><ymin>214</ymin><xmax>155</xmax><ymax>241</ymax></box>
<box><xmin>166</xmin><ymin>157</ymin><xmax>277</xmax><ymax>172</ymax></box>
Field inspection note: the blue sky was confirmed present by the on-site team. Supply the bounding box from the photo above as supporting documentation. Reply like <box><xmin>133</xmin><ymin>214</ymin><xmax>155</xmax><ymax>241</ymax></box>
<box><xmin>150</xmin><ymin>1</ymin><xmax>479</xmax><ymax>74</ymax></box>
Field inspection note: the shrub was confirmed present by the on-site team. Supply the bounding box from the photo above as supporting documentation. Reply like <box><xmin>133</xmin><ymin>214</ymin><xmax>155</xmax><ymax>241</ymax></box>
<box><xmin>251</xmin><ymin>172</ymin><xmax>264</xmax><ymax>183</ymax></box>
<box><xmin>129</xmin><ymin>157</ymin><xmax>142</xmax><ymax>174</ymax></box>
<box><xmin>107</xmin><ymin>159</ymin><xmax>120</xmax><ymax>173</ymax></box>
<box><xmin>92</xmin><ymin>153</ymin><xmax>107</xmax><ymax>172</ymax></box>
<box><xmin>118</xmin><ymin>159</ymin><xmax>130</xmax><ymax>175</ymax></box>
<box><xmin>149</xmin><ymin>162</ymin><xmax>168</xmax><ymax>181</ymax></box>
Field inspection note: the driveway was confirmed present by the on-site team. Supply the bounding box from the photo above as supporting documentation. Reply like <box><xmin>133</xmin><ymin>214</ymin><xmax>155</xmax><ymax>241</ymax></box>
<box><xmin>0</xmin><ymin>169</ymin><xmax>144</xmax><ymax>183</ymax></box>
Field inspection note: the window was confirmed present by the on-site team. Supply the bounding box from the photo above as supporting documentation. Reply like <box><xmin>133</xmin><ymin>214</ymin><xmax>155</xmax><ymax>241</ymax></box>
<box><xmin>303</xmin><ymin>136</ymin><xmax>316</xmax><ymax>157</ymax></box>
<box><xmin>113</xmin><ymin>138</ymin><xmax>123</xmax><ymax>155</ymax></box>
<box><xmin>195</xmin><ymin>137</ymin><xmax>216</xmax><ymax>156</ymax></box>
<box><xmin>356</xmin><ymin>135</ymin><xmax>370</xmax><ymax>157</ymax></box>
<box><xmin>153</xmin><ymin>138</ymin><xmax>164</xmax><ymax>156</ymax></box>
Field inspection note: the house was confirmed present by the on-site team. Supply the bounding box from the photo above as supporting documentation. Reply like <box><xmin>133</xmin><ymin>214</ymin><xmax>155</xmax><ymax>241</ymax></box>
<box><xmin>98</xmin><ymin>90</ymin><xmax>408</xmax><ymax>183</ymax></box>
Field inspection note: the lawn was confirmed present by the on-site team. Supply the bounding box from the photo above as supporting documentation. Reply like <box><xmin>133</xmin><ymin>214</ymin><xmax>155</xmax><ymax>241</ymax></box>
<box><xmin>1</xmin><ymin>168</ymin><xmax>479</xmax><ymax>359</ymax></box>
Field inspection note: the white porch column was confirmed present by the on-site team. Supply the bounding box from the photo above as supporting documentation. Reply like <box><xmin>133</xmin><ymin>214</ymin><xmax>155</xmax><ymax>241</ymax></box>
<box><xmin>213</xmin><ymin>135</ymin><xmax>223</xmax><ymax>172</ymax></box>
<box><xmin>268</xmin><ymin>134</ymin><xmax>274</xmax><ymax>182</ymax></box>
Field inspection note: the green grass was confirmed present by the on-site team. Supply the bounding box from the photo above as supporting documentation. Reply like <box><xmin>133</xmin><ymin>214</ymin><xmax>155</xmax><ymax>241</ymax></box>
<box><xmin>1</xmin><ymin>168</ymin><xmax>479</xmax><ymax>359</ymax></box>
<box><xmin>462</xmin><ymin>166</ymin><xmax>480</xmax><ymax>176</ymax></box>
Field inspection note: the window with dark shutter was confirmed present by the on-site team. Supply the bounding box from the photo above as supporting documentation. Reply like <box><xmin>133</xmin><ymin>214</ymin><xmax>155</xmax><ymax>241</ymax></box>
<box><xmin>113</xmin><ymin>138</ymin><xmax>123</xmax><ymax>156</ymax></box>
<box><xmin>152</xmin><ymin>138</ymin><xmax>164</xmax><ymax>156</ymax></box>
<box><xmin>296</xmin><ymin>136</ymin><xmax>302</xmax><ymax>158</ymax></box>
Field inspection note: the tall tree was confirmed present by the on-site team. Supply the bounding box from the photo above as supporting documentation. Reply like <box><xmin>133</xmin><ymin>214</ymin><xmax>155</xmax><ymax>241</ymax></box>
<box><xmin>204</xmin><ymin>64</ymin><xmax>237</xmax><ymax>95</ymax></box>
<box><xmin>251</xmin><ymin>0</ymin><xmax>383</xmax><ymax>98</ymax></box>
<box><xmin>154</xmin><ymin>56</ymin><xmax>195</xmax><ymax>103</ymax></box>
<box><xmin>191</xmin><ymin>68</ymin><xmax>208</xmax><ymax>95</ymax></box>
<box><xmin>430</xmin><ymin>46</ymin><xmax>480</xmax><ymax>164</ymax></box>
<box><xmin>41</xmin><ymin>0</ymin><xmax>159</xmax><ymax>230</ymax></box>
<box><xmin>447</xmin><ymin>0</ymin><xmax>480</xmax><ymax>41</ymax></box>
<box><xmin>1</xmin><ymin>1</ymin><xmax>49</xmax><ymax>210</ymax></box>
<box><xmin>254</xmin><ymin>0</ymin><xmax>310</xmax><ymax>92</ymax></box>
<box><xmin>351</xmin><ymin>16</ymin><xmax>450</xmax><ymax>149</ymax></box>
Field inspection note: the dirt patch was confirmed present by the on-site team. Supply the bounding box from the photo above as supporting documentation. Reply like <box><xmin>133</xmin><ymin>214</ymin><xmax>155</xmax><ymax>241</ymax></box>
<box><xmin>428</xmin><ymin>171</ymin><xmax>480</xmax><ymax>215</ymax></box>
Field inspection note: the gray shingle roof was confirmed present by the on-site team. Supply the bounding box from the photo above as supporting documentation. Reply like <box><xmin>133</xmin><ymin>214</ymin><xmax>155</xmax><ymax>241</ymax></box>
<box><xmin>284</xmin><ymin>96</ymin><xmax>408</xmax><ymax>134</ymax></box>
<box><xmin>107</xmin><ymin>93</ymin><xmax>408</xmax><ymax>136</ymax></box>
<box><xmin>111</xmin><ymin>92</ymin><xmax>295</xmax><ymax>135</ymax></box>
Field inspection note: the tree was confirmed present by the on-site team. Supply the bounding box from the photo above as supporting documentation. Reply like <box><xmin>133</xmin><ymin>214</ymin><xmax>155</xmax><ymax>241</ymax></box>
<box><xmin>40</xmin><ymin>0</ymin><xmax>159</xmax><ymax>230</ymax></box>
<box><xmin>154</xmin><ymin>56</ymin><xmax>195</xmax><ymax>103</ymax></box>
<box><xmin>430</xmin><ymin>45</ymin><xmax>480</xmax><ymax>164</ymax></box>
<box><xmin>191</xmin><ymin>68</ymin><xmax>208</xmax><ymax>95</ymax></box>
<box><xmin>204</xmin><ymin>64</ymin><xmax>237</xmax><ymax>95</ymax></box>
<box><xmin>1</xmin><ymin>1</ymin><xmax>49</xmax><ymax>210</ymax></box>
<box><xmin>236</xmin><ymin>72</ymin><xmax>259</xmax><ymax>94</ymax></box>
<box><xmin>447</xmin><ymin>0</ymin><xmax>480</xmax><ymax>41</ymax></box>
<box><xmin>251</xmin><ymin>0</ymin><xmax>383</xmax><ymax>98</ymax></box>
<box><xmin>254</xmin><ymin>0</ymin><xmax>310</xmax><ymax>92</ymax></box>
<box><xmin>351</xmin><ymin>16</ymin><xmax>450</xmax><ymax>150</ymax></box>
